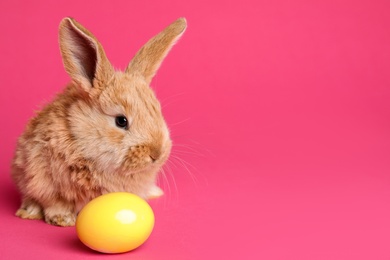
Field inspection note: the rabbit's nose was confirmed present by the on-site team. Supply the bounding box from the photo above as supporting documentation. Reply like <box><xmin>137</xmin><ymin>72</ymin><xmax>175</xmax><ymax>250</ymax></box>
<box><xmin>149</xmin><ymin>148</ymin><xmax>161</xmax><ymax>162</ymax></box>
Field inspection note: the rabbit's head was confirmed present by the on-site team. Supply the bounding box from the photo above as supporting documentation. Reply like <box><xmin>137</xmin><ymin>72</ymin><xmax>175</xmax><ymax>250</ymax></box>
<box><xmin>58</xmin><ymin>17</ymin><xmax>186</xmax><ymax>175</ymax></box>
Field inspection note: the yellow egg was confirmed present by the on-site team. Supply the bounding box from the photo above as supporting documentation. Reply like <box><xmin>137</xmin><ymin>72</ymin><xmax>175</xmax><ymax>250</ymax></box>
<box><xmin>76</xmin><ymin>192</ymin><xmax>155</xmax><ymax>253</ymax></box>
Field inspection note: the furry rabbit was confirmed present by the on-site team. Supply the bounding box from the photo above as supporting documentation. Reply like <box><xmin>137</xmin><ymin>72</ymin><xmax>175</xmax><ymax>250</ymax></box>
<box><xmin>11</xmin><ymin>17</ymin><xmax>186</xmax><ymax>226</ymax></box>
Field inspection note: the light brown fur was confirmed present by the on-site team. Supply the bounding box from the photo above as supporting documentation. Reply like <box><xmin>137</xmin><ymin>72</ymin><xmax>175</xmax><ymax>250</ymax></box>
<box><xmin>11</xmin><ymin>17</ymin><xmax>186</xmax><ymax>226</ymax></box>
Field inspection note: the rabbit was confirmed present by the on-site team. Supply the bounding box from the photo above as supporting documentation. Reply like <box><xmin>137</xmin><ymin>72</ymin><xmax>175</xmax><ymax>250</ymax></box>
<box><xmin>11</xmin><ymin>17</ymin><xmax>187</xmax><ymax>227</ymax></box>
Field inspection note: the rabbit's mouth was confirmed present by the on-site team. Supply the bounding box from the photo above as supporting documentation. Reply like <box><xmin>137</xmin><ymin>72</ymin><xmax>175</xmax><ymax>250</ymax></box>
<box><xmin>121</xmin><ymin>140</ymin><xmax>172</xmax><ymax>171</ymax></box>
<box><xmin>124</xmin><ymin>154</ymin><xmax>170</xmax><ymax>173</ymax></box>
<box><xmin>119</xmin><ymin>161</ymin><xmax>163</xmax><ymax>177</ymax></box>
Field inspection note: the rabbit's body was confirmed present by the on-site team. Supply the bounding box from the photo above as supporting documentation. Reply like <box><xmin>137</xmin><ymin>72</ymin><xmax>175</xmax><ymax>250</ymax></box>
<box><xmin>11</xmin><ymin>18</ymin><xmax>186</xmax><ymax>226</ymax></box>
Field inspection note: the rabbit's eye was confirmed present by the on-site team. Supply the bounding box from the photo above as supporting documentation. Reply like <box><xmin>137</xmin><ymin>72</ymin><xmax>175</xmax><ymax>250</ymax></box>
<box><xmin>115</xmin><ymin>115</ymin><xmax>128</xmax><ymax>129</ymax></box>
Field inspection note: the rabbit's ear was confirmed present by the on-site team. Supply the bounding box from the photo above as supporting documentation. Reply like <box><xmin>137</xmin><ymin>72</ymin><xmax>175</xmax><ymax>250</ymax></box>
<box><xmin>126</xmin><ymin>18</ymin><xmax>187</xmax><ymax>84</ymax></box>
<box><xmin>59</xmin><ymin>17</ymin><xmax>114</xmax><ymax>92</ymax></box>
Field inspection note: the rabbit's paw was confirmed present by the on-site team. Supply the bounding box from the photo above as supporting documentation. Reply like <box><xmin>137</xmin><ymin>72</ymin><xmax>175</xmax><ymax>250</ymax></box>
<box><xmin>45</xmin><ymin>213</ymin><xmax>76</xmax><ymax>227</ymax></box>
<box><xmin>15</xmin><ymin>199</ymin><xmax>43</xmax><ymax>220</ymax></box>
<box><xmin>44</xmin><ymin>204</ymin><xmax>76</xmax><ymax>226</ymax></box>
<box><xmin>147</xmin><ymin>185</ymin><xmax>164</xmax><ymax>199</ymax></box>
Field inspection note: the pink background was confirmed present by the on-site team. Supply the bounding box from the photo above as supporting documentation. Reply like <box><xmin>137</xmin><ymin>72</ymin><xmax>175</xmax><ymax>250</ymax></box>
<box><xmin>1</xmin><ymin>0</ymin><xmax>390</xmax><ymax>259</ymax></box>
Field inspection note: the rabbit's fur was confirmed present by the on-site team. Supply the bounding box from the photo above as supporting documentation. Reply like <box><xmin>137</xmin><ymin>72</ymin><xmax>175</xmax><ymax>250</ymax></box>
<box><xmin>11</xmin><ymin>17</ymin><xmax>186</xmax><ymax>226</ymax></box>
